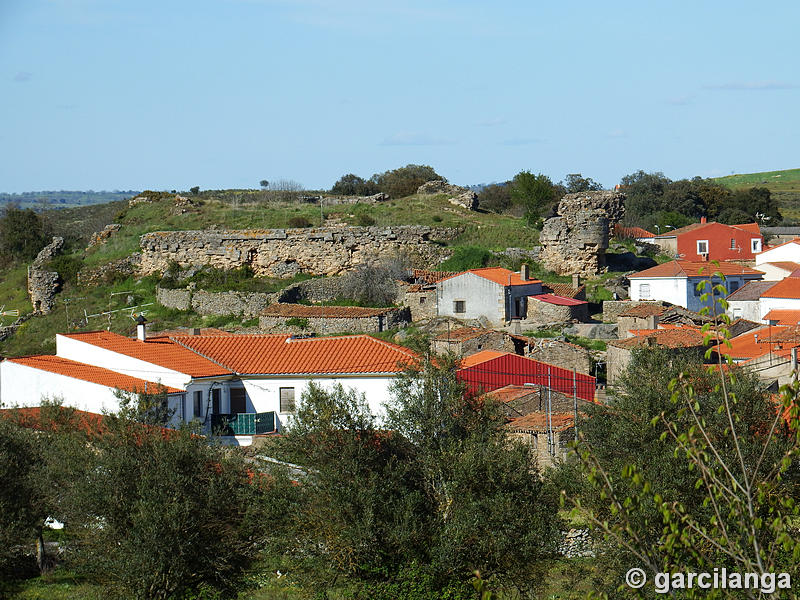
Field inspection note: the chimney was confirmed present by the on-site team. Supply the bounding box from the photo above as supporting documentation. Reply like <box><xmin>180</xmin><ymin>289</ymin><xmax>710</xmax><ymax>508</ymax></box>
<box><xmin>572</xmin><ymin>274</ymin><xmax>581</xmax><ymax>288</ymax></box>
<box><xmin>193</xmin><ymin>328</ymin><xmax>201</xmax><ymax>335</ymax></box>
<box><xmin>520</xmin><ymin>264</ymin><xmax>530</xmax><ymax>281</ymax></box>
<box><xmin>136</xmin><ymin>314</ymin><xmax>147</xmax><ymax>342</ymax></box>
<box><xmin>700</xmin><ymin>216</ymin><xmax>707</xmax><ymax>224</ymax></box>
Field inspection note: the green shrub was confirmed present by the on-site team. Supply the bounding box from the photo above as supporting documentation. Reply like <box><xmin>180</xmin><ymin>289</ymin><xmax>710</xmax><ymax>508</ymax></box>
<box><xmin>285</xmin><ymin>317</ymin><xmax>309</xmax><ymax>329</ymax></box>
<box><xmin>356</xmin><ymin>213</ymin><xmax>376</xmax><ymax>226</ymax></box>
<box><xmin>437</xmin><ymin>246</ymin><xmax>491</xmax><ymax>271</ymax></box>
<box><xmin>287</xmin><ymin>216</ymin><xmax>311</xmax><ymax>228</ymax></box>
<box><xmin>47</xmin><ymin>255</ymin><xmax>84</xmax><ymax>285</ymax></box>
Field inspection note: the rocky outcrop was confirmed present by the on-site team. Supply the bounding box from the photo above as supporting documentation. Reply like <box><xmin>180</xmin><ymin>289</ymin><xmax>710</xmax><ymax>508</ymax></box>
<box><xmin>27</xmin><ymin>237</ymin><xmax>64</xmax><ymax>314</ymax></box>
<box><xmin>138</xmin><ymin>226</ymin><xmax>459</xmax><ymax>278</ymax></box>
<box><xmin>416</xmin><ymin>181</ymin><xmax>479</xmax><ymax>210</ymax></box>
<box><xmin>324</xmin><ymin>192</ymin><xmax>390</xmax><ymax>205</ymax></box>
<box><xmin>86</xmin><ymin>224</ymin><xmax>121</xmax><ymax>249</ymax></box>
<box><xmin>539</xmin><ymin>191</ymin><xmax>625</xmax><ymax>276</ymax></box>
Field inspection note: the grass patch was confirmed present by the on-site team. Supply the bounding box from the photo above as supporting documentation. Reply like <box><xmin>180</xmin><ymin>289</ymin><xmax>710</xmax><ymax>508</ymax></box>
<box><xmin>565</xmin><ymin>335</ymin><xmax>607</xmax><ymax>351</ymax></box>
<box><xmin>524</xmin><ymin>328</ymin><xmax>563</xmax><ymax>338</ymax></box>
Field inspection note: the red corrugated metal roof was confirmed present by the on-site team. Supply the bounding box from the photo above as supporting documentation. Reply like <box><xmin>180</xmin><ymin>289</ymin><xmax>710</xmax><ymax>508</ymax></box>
<box><xmin>5</xmin><ymin>355</ymin><xmax>184</xmax><ymax>394</ymax></box>
<box><xmin>529</xmin><ymin>293</ymin><xmax>587</xmax><ymax>306</ymax></box>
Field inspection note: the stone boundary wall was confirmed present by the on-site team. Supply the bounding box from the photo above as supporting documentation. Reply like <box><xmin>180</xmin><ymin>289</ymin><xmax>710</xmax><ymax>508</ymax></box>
<box><xmin>259</xmin><ymin>308</ymin><xmax>411</xmax><ymax>335</ymax></box>
<box><xmin>156</xmin><ymin>286</ymin><xmax>272</xmax><ymax>318</ymax></box>
<box><xmin>139</xmin><ymin>226</ymin><xmax>460</xmax><ymax>278</ymax></box>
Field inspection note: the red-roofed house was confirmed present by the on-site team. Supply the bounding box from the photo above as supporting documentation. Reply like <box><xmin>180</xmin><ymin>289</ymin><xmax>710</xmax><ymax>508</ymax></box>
<box><xmin>2</xmin><ymin>327</ymin><xmax>420</xmax><ymax>440</ymax></box>
<box><xmin>437</xmin><ymin>266</ymin><xmax>544</xmax><ymax>325</ymax></box>
<box><xmin>651</xmin><ymin>219</ymin><xmax>763</xmax><ymax>261</ymax></box>
<box><xmin>758</xmin><ymin>276</ymin><xmax>800</xmax><ymax>320</ymax></box>
<box><xmin>629</xmin><ymin>260</ymin><xmax>763</xmax><ymax>312</ymax></box>
<box><xmin>755</xmin><ymin>238</ymin><xmax>800</xmax><ymax>271</ymax></box>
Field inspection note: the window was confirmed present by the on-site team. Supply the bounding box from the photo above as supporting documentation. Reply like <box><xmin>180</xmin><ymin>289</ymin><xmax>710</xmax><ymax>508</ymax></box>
<box><xmin>730</xmin><ymin>238</ymin><xmax>736</xmax><ymax>250</ymax></box>
<box><xmin>751</xmin><ymin>239</ymin><xmax>761</xmax><ymax>253</ymax></box>
<box><xmin>453</xmin><ymin>300</ymin><xmax>466</xmax><ymax>313</ymax></box>
<box><xmin>193</xmin><ymin>390</ymin><xmax>203</xmax><ymax>419</ymax></box>
<box><xmin>280</xmin><ymin>387</ymin><xmax>296</xmax><ymax>414</ymax></box>
<box><xmin>419</xmin><ymin>297</ymin><xmax>426</xmax><ymax>304</ymax></box>
<box><xmin>693</xmin><ymin>280</ymin><xmax>703</xmax><ymax>297</ymax></box>
<box><xmin>211</xmin><ymin>388</ymin><xmax>220</xmax><ymax>414</ymax></box>
<box><xmin>230</xmin><ymin>387</ymin><xmax>246</xmax><ymax>414</ymax></box>
<box><xmin>697</xmin><ymin>240</ymin><xmax>709</xmax><ymax>255</ymax></box>
<box><xmin>639</xmin><ymin>284</ymin><xmax>650</xmax><ymax>299</ymax></box>
<box><xmin>729</xmin><ymin>280</ymin><xmax>740</xmax><ymax>293</ymax></box>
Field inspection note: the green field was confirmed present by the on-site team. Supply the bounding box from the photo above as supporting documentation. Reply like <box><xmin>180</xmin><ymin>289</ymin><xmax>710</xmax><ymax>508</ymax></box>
<box><xmin>713</xmin><ymin>168</ymin><xmax>800</xmax><ymax>222</ymax></box>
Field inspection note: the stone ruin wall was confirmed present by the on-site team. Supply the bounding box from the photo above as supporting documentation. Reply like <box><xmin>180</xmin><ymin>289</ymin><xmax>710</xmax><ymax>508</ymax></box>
<box><xmin>27</xmin><ymin>236</ymin><xmax>64</xmax><ymax>314</ymax></box>
<box><xmin>539</xmin><ymin>191</ymin><xmax>625</xmax><ymax>277</ymax></box>
<box><xmin>138</xmin><ymin>226</ymin><xmax>461</xmax><ymax>278</ymax></box>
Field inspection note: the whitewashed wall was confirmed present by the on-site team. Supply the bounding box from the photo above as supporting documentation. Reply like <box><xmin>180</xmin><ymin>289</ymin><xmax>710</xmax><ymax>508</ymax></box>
<box><xmin>759</xmin><ymin>297</ymin><xmax>800</xmax><ymax>321</ymax></box>
<box><xmin>755</xmin><ymin>242</ymin><xmax>800</xmax><ymax>266</ymax></box>
<box><xmin>437</xmin><ymin>273</ymin><xmax>542</xmax><ymax>325</ymax></box>
<box><xmin>630</xmin><ymin>277</ymin><xmax>688</xmax><ymax>307</ymax></box>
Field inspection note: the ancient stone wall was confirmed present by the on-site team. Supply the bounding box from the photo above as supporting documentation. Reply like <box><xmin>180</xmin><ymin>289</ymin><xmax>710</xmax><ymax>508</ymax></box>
<box><xmin>155</xmin><ymin>286</ymin><xmax>271</xmax><ymax>317</ymax></box>
<box><xmin>259</xmin><ymin>309</ymin><xmax>411</xmax><ymax>335</ymax></box>
<box><xmin>539</xmin><ymin>191</ymin><xmax>625</xmax><ymax>276</ymax></box>
<box><xmin>400</xmin><ymin>286</ymin><xmax>438</xmax><ymax>321</ymax></box>
<box><xmin>416</xmin><ymin>181</ymin><xmax>479</xmax><ymax>210</ymax></box>
<box><xmin>139</xmin><ymin>226</ymin><xmax>459</xmax><ymax>278</ymax></box>
<box><xmin>27</xmin><ymin>237</ymin><xmax>64</xmax><ymax>314</ymax></box>
<box><xmin>77</xmin><ymin>254</ymin><xmax>141</xmax><ymax>287</ymax></box>
<box><xmin>524</xmin><ymin>339</ymin><xmax>592</xmax><ymax>375</ymax></box>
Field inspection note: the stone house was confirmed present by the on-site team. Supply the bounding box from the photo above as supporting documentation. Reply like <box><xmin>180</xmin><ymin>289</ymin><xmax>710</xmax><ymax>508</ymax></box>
<box><xmin>431</xmin><ymin>327</ymin><xmax>514</xmax><ymax>356</ymax></box>
<box><xmin>437</xmin><ymin>267</ymin><xmax>543</xmax><ymax>326</ymax></box>
<box><xmin>606</xmin><ymin>328</ymin><xmax>706</xmax><ymax>385</ymax></box>
<box><xmin>524</xmin><ymin>293</ymin><xmax>589</xmax><ymax>325</ymax></box>
<box><xmin>506</xmin><ymin>412</ymin><xmax>575</xmax><ymax>469</ymax></box>
<box><xmin>517</xmin><ymin>337</ymin><xmax>593</xmax><ymax>375</ymax></box>
<box><xmin>616</xmin><ymin>303</ymin><xmax>669</xmax><ymax>337</ymax></box>
<box><xmin>259</xmin><ymin>303</ymin><xmax>410</xmax><ymax>334</ymax></box>
<box><xmin>399</xmin><ymin>269</ymin><xmax>458</xmax><ymax>322</ymax></box>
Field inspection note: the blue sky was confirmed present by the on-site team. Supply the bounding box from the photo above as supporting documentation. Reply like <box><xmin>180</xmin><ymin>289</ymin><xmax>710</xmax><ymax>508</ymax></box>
<box><xmin>1</xmin><ymin>0</ymin><xmax>798</xmax><ymax>192</ymax></box>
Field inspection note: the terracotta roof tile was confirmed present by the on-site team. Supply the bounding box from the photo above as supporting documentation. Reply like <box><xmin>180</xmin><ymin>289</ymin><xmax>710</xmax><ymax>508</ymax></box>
<box><xmin>762</xmin><ymin>261</ymin><xmax>800</xmax><ymax>273</ymax></box>
<box><xmin>261</xmin><ymin>304</ymin><xmax>397</xmax><ymax>318</ymax></box>
<box><xmin>763</xmin><ymin>310</ymin><xmax>800</xmax><ymax>325</ymax></box>
<box><xmin>608</xmin><ymin>328</ymin><xmax>706</xmax><ymax>350</ymax></box>
<box><xmin>485</xmin><ymin>384</ymin><xmax>538</xmax><ymax>404</ymax></box>
<box><xmin>59</xmin><ymin>331</ymin><xmax>231</xmax><ymax>378</ymax></box>
<box><xmin>732</xmin><ymin>222</ymin><xmax>762</xmax><ymax>235</ymax></box>
<box><xmin>614</xmin><ymin>224</ymin><xmax>655</xmax><ymax>238</ymax></box>
<box><xmin>459</xmin><ymin>350</ymin><xmax>508</xmax><ymax>368</ymax></box>
<box><xmin>411</xmin><ymin>269</ymin><xmax>458</xmax><ymax>284</ymax></box>
<box><xmin>761</xmin><ymin>277</ymin><xmax>800</xmax><ymax>299</ymax></box>
<box><xmin>629</xmin><ymin>260</ymin><xmax>763</xmax><ymax>279</ymax></box>
<box><xmin>506</xmin><ymin>412</ymin><xmax>575</xmax><ymax>433</ymax></box>
<box><xmin>653</xmin><ymin>222</ymin><xmax>706</xmax><ymax>238</ymax></box>
<box><xmin>171</xmin><ymin>334</ymin><xmax>419</xmax><ymax>375</ymax></box>
<box><xmin>5</xmin><ymin>355</ymin><xmax>184</xmax><ymax>394</ymax></box>
<box><xmin>710</xmin><ymin>326</ymin><xmax>783</xmax><ymax>361</ymax></box>
<box><xmin>543</xmin><ymin>283</ymin><xmax>585</xmax><ymax>299</ymax></box>
<box><xmin>439</xmin><ymin>267</ymin><xmax>541</xmax><ymax>287</ymax></box>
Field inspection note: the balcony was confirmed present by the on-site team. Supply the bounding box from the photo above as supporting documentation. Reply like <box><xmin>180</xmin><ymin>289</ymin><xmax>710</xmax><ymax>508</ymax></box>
<box><xmin>211</xmin><ymin>411</ymin><xmax>276</xmax><ymax>436</ymax></box>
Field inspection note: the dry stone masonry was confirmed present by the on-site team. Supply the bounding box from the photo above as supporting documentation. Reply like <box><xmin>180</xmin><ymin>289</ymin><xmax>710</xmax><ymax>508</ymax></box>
<box><xmin>139</xmin><ymin>226</ymin><xmax>460</xmax><ymax>278</ymax></box>
<box><xmin>27</xmin><ymin>236</ymin><xmax>64</xmax><ymax>314</ymax></box>
<box><xmin>539</xmin><ymin>190</ymin><xmax>625</xmax><ymax>276</ymax></box>
<box><xmin>416</xmin><ymin>180</ymin><xmax>479</xmax><ymax>210</ymax></box>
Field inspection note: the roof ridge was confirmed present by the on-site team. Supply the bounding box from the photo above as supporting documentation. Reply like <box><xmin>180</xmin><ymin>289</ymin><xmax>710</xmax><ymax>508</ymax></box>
<box><xmin>169</xmin><ymin>336</ymin><xmax>237</xmax><ymax>374</ymax></box>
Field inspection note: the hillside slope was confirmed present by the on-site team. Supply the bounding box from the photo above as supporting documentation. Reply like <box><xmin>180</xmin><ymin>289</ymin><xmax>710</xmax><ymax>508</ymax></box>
<box><xmin>713</xmin><ymin>168</ymin><xmax>800</xmax><ymax>221</ymax></box>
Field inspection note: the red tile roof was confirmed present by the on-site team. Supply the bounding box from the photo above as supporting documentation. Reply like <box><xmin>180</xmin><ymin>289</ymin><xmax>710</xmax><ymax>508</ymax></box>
<box><xmin>653</xmin><ymin>222</ymin><xmax>706</xmax><ymax>238</ymax></box>
<box><xmin>412</xmin><ymin>269</ymin><xmax>459</xmax><ymax>284</ymax></box>
<box><xmin>506</xmin><ymin>412</ymin><xmax>575</xmax><ymax>433</ymax></box>
<box><xmin>60</xmin><ymin>331</ymin><xmax>231</xmax><ymax>378</ymax></box>
<box><xmin>711</xmin><ymin>326</ymin><xmax>783</xmax><ymax>361</ymax></box>
<box><xmin>261</xmin><ymin>304</ymin><xmax>397</xmax><ymax>318</ymax></box>
<box><xmin>459</xmin><ymin>350</ymin><xmax>508</xmax><ymax>368</ymax></box>
<box><xmin>629</xmin><ymin>260</ymin><xmax>763</xmax><ymax>279</ymax></box>
<box><xmin>5</xmin><ymin>355</ymin><xmax>184</xmax><ymax>394</ymax></box>
<box><xmin>761</xmin><ymin>276</ymin><xmax>800</xmax><ymax>299</ymax></box>
<box><xmin>758</xmin><ymin>237</ymin><xmax>800</xmax><ymax>254</ymax></box>
<box><xmin>608</xmin><ymin>328</ymin><xmax>707</xmax><ymax>350</ymax></box>
<box><xmin>543</xmin><ymin>283</ymin><xmax>585</xmax><ymax>299</ymax></box>
<box><xmin>732</xmin><ymin>222</ymin><xmax>761</xmax><ymax>235</ymax></box>
<box><xmin>171</xmin><ymin>334</ymin><xmax>419</xmax><ymax>375</ymax></box>
<box><xmin>529</xmin><ymin>293</ymin><xmax>587</xmax><ymax>306</ymax></box>
<box><xmin>614</xmin><ymin>224</ymin><xmax>655</xmax><ymax>239</ymax></box>
<box><xmin>761</xmin><ymin>261</ymin><xmax>800</xmax><ymax>273</ymax></box>
<box><xmin>763</xmin><ymin>310</ymin><xmax>800</xmax><ymax>325</ymax></box>
<box><xmin>485</xmin><ymin>384</ymin><xmax>538</xmax><ymax>404</ymax></box>
<box><xmin>440</xmin><ymin>267</ymin><xmax>541</xmax><ymax>287</ymax></box>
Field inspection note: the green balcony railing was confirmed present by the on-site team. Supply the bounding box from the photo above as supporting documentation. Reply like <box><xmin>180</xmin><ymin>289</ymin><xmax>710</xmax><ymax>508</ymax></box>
<box><xmin>211</xmin><ymin>411</ymin><xmax>276</xmax><ymax>436</ymax></box>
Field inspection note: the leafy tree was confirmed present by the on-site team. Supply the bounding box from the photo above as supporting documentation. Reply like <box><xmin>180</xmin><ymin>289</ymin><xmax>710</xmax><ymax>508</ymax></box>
<box><xmin>569</xmin><ymin>286</ymin><xmax>800</xmax><ymax>597</ymax></box>
<box><xmin>477</xmin><ymin>183</ymin><xmax>512</xmax><ymax>214</ymax></box>
<box><xmin>259</xmin><ymin>179</ymin><xmax>269</xmax><ymax>189</ymax></box>
<box><xmin>0</xmin><ymin>207</ymin><xmax>50</xmax><ymax>260</ymax></box>
<box><xmin>563</xmin><ymin>173</ymin><xmax>603</xmax><ymax>193</ymax></box>
<box><xmin>510</xmin><ymin>171</ymin><xmax>558</xmax><ymax>226</ymax></box>
<box><xmin>331</xmin><ymin>173</ymin><xmax>379</xmax><ymax>196</ymax></box>
<box><xmin>189</xmin><ymin>186</ymin><xmax>200</xmax><ymax>195</ymax></box>
<box><xmin>66</xmin><ymin>416</ymin><xmax>273</xmax><ymax>599</ymax></box>
<box><xmin>371</xmin><ymin>164</ymin><xmax>445</xmax><ymax>199</ymax></box>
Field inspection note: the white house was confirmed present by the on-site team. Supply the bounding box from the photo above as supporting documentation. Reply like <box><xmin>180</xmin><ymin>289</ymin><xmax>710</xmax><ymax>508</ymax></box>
<box><xmin>755</xmin><ymin>238</ymin><xmax>800</xmax><ymax>266</ymax></box>
<box><xmin>726</xmin><ymin>281</ymin><xmax>778</xmax><ymax>322</ymax></box>
<box><xmin>437</xmin><ymin>267</ymin><xmax>543</xmax><ymax>325</ymax></box>
<box><xmin>755</xmin><ymin>262</ymin><xmax>800</xmax><ymax>282</ymax></box>
<box><xmin>628</xmin><ymin>260</ymin><xmax>763</xmax><ymax>313</ymax></box>
<box><xmin>0</xmin><ymin>327</ymin><xmax>419</xmax><ymax>443</ymax></box>
<box><xmin>757</xmin><ymin>276</ymin><xmax>800</xmax><ymax>321</ymax></box>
